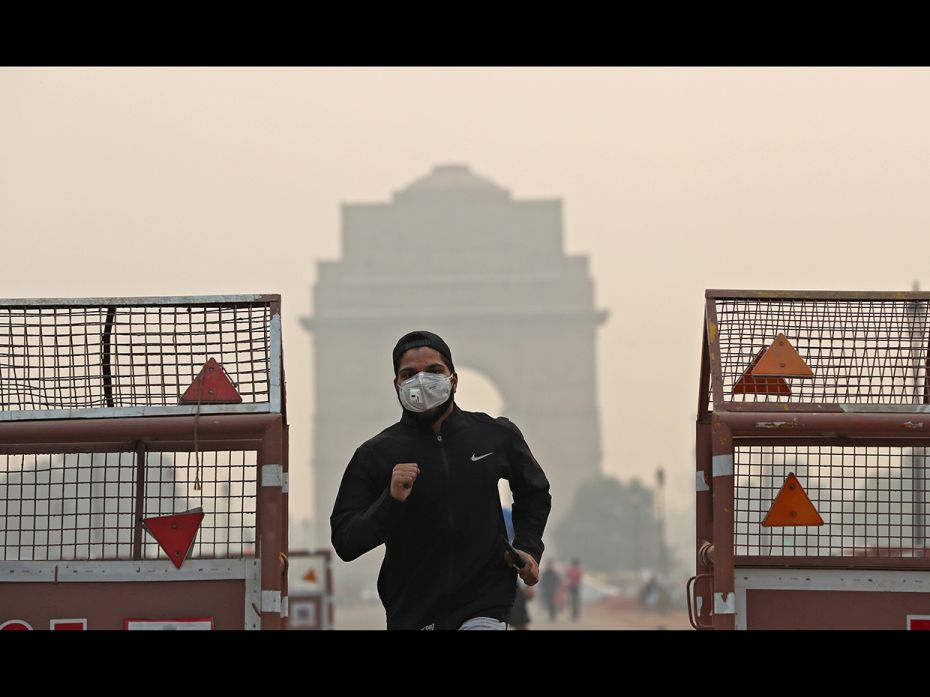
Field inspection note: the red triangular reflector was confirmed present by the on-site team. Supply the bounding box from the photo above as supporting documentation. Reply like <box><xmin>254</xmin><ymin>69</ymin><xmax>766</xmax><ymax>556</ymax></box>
<box><xmin>180</xmin><ymin>358</ymin><xmax>242</xmax><ymax>404</ymax></box>
<box><xmin>302</xmin><ymin>569</ymin><xmax>317</xmax><ymax>583</ymax></box>
<box><xmin>143</xmin><ymin>508</ymin><xmax>205</xmax><ymax>569</ymax></box>
<box><xmin>752</xmin><ymin>334</ymin><xmax>814</xmax><ymax>378</ymax></box>
<box><xmin>733</xmin><ymin>349</ymin><xmax>791</xmax><ymax>395</ymax></box>
<box><xmin>762</xmin><ymin>473</ymin><xmax>824</xmax><ymax>527</ymax></box>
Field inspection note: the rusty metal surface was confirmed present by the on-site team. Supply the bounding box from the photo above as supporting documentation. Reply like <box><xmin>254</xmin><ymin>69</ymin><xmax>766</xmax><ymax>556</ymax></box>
<box><xmin>744</xmin><ymin>588</ymin><xmax>930</xmax><ymax>629</ymax></box>
<box><xmin>0</xmin><ymin>414</ymin><xmax>279</xmax><ymax>445</ymax></box>
<box><xmin>694</xmin><ymin>422</ymin><xmax>714</xmax><ymax>629</ymax></box>
<box><xmin>258</xmin><ymin>421</ymin><xmax>284</xmax><ymax>630</ymax></box>
<box><xmin>281</xmin><ymin>423</ymin><xmax>289</xmax><ymax>623</ymax></box>
<box><xmin>698</xmin><ymin>319</ymin><xmax>712</xmax><ymax>422</ymax></box>
<box><xmin>711</xmin><ymin>418</ymin><xmax>735</xmax><ymax>629</ymax></box>
<box><xmin>718</xmin><ymin>411</ymin><xmax>930</xmax><ymax>438</ymax></box>
<box><xmin>705</xmin><ymin>298</ymin><xmax>724</xmax><ymax>410</ymax></box>
<box><xmin>707</xmin><ymin>289</ymin><xmax>930</xmax><ymax>301</ymax></box>
<box><xmin>0</xmin><ymin>579</ymin><xmax>246</xmax><ymax>629</ymax></box>
<box><xmin>0</xmin><ymin>294</ymin><xmax>279</xmax><ymax>307</ymax></box>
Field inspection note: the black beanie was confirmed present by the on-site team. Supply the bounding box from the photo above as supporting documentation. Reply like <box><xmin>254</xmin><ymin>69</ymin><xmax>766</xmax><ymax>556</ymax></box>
<box><xmin>392</xmin><ymin>331</ymin><xmax>455</xmax><ymax>375</ymax></box>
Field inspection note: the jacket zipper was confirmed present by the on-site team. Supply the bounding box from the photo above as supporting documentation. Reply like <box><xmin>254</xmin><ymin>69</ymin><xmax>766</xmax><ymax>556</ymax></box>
<box><xmin>437</xmin><ymin>432</ymin><xmax>455</xmax><ymax>620</ymax></box>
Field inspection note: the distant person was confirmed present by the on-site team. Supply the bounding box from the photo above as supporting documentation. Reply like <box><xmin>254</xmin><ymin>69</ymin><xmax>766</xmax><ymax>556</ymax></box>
<box><xmin>639</xmin><ymin>574</ymin><xmax>671</xmax><ymax>614</ymax></box>
<box><xmin>510</xmin><ymin>579</ymin><xmax>534</xmax><ymax>630</ymax></box>
<box><xmin>330</xmin><ymin>331</ymin><xmax>552</xmax><ymax>630</ymax></box>
<box><xmin>639</xmin><ymin>574</ymin><xmax>661</xmax><ymax>610</ymax></box>
<box><xmin>565</xmin><ymin>558</ymin><xmax>584</xmax><ymax>621</ymax></box>
<box><xmin>539</xmin><ymin>561</ymin><xmax>563</xmax><ymax>622</ymax></box>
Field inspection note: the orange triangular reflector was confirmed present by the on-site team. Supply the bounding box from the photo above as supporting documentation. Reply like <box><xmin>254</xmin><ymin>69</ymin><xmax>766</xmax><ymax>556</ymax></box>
<box><xmin>302</xmin><ymin>569</ymin><xmax>317</xmax><ymax>583</ymax></box>
<box><xmin>180</xmin><ymin>358</ymin><xmax>242</xmax><ymax>404</ymax></box>
<box><xmin>762</xmin><ymin>473</ymin><xmax>824</xmax><ymax>527</ymax></box>
<box><xmin>752</xmin><ymin>334</ymin><xmax>813</xmax><ymax>378</ymax></box>
<box><xmin>733</xmin><ymin>349</ymin><xmax>791</xmax><ymax>395</ymax></box>
<box><xmin>142</xmin><ymin>508</ymin><xmax>205</xmax><ymax>569</ymax></box>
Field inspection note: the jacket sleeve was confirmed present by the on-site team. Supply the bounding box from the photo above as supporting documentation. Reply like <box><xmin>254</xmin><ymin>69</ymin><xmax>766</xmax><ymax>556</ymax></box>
<box><xmin>330</xmin><ymin>446</ymin><xmax>408</xmax><ymax>562</ymax></box>
<box><xmin>498</xmin><ymin>417</ymin><xmax>552</xmax><ymax>564</ymax></box>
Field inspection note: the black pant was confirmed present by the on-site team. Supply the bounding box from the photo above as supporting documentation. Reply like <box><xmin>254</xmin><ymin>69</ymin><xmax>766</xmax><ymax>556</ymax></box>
<box><xmin>568</xmin><ymin>586</ymin><xmax>580</xmax><ymax>620</ymax></box>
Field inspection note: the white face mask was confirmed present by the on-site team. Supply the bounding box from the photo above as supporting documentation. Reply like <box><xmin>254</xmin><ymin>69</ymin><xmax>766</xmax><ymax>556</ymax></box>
<box><xmin>398</xmin><ymin>371</ymin><xmax>452</xmax><ymax>412</ymax></box>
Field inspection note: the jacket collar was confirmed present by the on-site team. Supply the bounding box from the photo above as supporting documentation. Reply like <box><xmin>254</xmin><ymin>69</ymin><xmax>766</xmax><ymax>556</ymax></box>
<box><xmin>399</xmin><ymin>402</ymin><xmax>466</xmax><ymax>437</ymax></box>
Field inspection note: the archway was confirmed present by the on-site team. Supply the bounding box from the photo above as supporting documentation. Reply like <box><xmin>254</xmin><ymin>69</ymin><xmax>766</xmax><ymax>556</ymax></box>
<box><xmin>304</xmin><ymin>164</ymin><xmax>607</xmax><ymax>548</ymax></box>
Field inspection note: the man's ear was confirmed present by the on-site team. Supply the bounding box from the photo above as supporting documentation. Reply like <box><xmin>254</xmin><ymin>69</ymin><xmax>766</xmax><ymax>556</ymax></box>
<box><xmin>451</xmin><ymin>372</ymin><xmax>458</xmax><ymax>392</ymax></box>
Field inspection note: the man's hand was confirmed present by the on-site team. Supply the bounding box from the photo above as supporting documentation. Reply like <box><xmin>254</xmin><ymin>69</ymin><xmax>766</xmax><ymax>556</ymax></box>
<box><xmin>505</xmin><ymin>548</ymin><xmax>540</xmax><ymax>586</ymax></box>
<box><xmin>390</xmin><ymin>463</ymin><xmax>420</xmax><ymax>502</ymax></box>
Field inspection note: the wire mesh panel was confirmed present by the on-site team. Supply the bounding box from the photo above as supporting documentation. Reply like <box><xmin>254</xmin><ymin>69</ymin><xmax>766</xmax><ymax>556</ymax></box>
<box><xmin>713</xmin><ymin>296</ymin><xmax>930</xmax><ymax>406</ymax></box>
<box><xmin>0</xmin><ymin>452</ymin><xmax>136</xmax><ymax>561</ymax></box>
<box><xmin>0</xmin><ymin>449</ymin><xmax>257</xmax><ymax>562</ymax></box>
<box><xmin>141</xmin><ymin>450</ymin><xmax>257</xmax><ymax>560</ymax></box>
<box><xmin>0</xmin><ymin>297</ymin><xmax>275</xmax><ymax>414</ymax></box>
<box><xmin>734</xmin><ymin>445</ymin><xmax>930</xmax><ymax>558</ymax></box>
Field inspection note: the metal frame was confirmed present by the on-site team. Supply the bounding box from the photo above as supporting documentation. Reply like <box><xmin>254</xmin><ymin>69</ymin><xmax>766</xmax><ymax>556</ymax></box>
<box><xmin>0</xmin><ymin>294</ymin><xmax>288</xmax><ymax>629</ymax></box>
<box><xmin>0</xmin><ymin>559</ymin><xmax>262</xmax><ymax>630</ymax></box>
<box><xmin>694</xmin><ymin>289</ymin><xmax>930</xmax><ymax>630</ymax></box>
<box><xmin>0</xmin><ymin>414</ymin><xmax>286</xmax><ymax>629</ymax></box>
<box><xmin>734</xmin><ymin>567</ymin><xmax>930</xmax><ymax>630</ymax></box>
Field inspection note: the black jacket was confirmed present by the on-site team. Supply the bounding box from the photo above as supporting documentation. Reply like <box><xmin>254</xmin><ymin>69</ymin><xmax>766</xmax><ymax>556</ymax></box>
<box><xmin>330</xmin><ymin>405</ymin><xmax>552</xmax><ymax>630</ymax></box>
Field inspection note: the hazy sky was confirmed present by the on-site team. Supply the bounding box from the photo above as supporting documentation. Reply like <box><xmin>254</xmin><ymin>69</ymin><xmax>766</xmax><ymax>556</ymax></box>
<box><xmin>3</xmin><ymin>67</ymin><xmax>930</xmax><ymax>555</ymax></box>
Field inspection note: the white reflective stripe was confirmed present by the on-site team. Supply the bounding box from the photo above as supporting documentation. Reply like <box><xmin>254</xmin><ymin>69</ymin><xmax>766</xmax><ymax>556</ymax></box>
<box><xmin>281</xmin><ymin>597</ymin><xmax>288</xmax><ymax>618</ymax></box>
<box><xmin>712</xmin><ymin>454</ymin><xmax>733</xmax><ymax>478</ymax></box>
<box><xmin>262</xmin><ymin>590</ymin><xmax>282</xmax><ymax>613</ymax></box>
<box><xmin>696</xmin><ymin>597</ymin><xmax>704</xmax><ymax>617</ymax></box>
<box><xmin>841</xmin><ymin>404</ymin><xmax>930</xmax><ymax>413</ymax></box>
<box><xmin>0</xmin><ymin>563</ymin><xmax>56</xmax><ymax>581</ymax></box>
<box><xmin>262</xmin><ymin>465</ymin><xmax>284</xmax><ymax>487</ymax></box>
<box><xmin>755</xmin><ymin>421</ymin><xmax>799</xmax><ymax>429</ymax></box>
<box><xmin>696</xmin><ymin>471</ymin><xmax>710</xmax><ymax>492</ymax></box>
<box><xmin>282</xmin><ymin>473</ymin><xmax>289</xmax><ymax>494</ymax></box>
<box><xmin>714</xmin><ymin>592</ymin><xmax>736</xmax><ymax>615</ymax></box>
<box><xmin>735</xmin><ymin>567</ymin><xmax>930</xmax><ymax>593</ymax></box>
<box><xmin>0</xmin><ymin>403</ymin><xmax>272</xmax><ymax>422</ymax></box>
<box><xmin>245</xmin><ymin>559</ymin><xmax>261</xmax><ymax>630</ymax></box>
<box><xmin>0</xmin><ymin>560</ymin><xmax>250</xmax><ymax>583</ymax></box>
<box><xmin>735</xmin><ymin>585</ymin><xmax>748</xmax><ymax>630</ymax></box>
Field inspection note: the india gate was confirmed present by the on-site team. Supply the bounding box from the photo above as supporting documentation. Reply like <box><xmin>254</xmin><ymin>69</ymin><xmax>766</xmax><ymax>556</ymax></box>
<box><xmin>303</xmin><ymin>164</ymin><xmax>608</xmax><ymax>548</ymax></box>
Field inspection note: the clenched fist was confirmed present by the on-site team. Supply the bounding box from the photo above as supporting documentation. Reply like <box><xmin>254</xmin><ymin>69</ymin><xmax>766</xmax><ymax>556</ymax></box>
<box><xmin>505</xmin><ymin>548</ymin><xmax>540</xmax><ymax>586</ymax></box>
<box><xmin>390</xmin><ymin>463</ymin><xmax>420</xmax><ymax>502</ymax></box>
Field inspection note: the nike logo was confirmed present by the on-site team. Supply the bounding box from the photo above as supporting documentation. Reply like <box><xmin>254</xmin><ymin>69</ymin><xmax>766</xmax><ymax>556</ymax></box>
<box><xmin>471</xmin><ymin>452</ymin><xmax>494</xmax><ymax>461</ymax></box>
